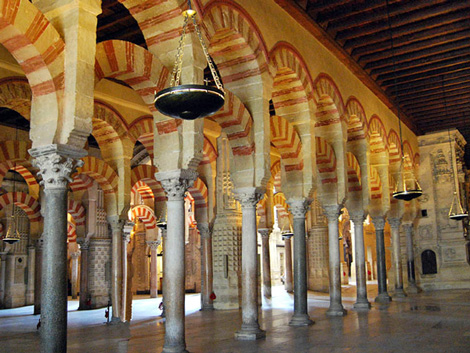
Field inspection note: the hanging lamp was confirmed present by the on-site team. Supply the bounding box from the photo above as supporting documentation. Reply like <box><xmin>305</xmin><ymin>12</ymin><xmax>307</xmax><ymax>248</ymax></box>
<box><xmin>154</xmin><ymin>0</ymin><xmax>225</xmax><ymax>120</ymax></box>
<box><xmin>385</xmin><ymin>0</ymin><xmax>422</xmax><ymax>201</ymax></box>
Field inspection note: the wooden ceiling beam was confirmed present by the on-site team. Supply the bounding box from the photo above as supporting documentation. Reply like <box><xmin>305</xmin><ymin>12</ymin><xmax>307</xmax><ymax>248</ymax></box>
<box><xmin>413</xmin><ymin>104</ymin><xmax>470</xmax><ymax>120</ymax></box>
<box><xmin>315</xmin><ymin>1</ymin><xmax>389</xmax><ymax>26</ymax></box>
<box><xmin>406</xmin><ymin>95</ymin><xmax>470</xmax><ymax>114</ymax></box>
<box><xmin>304</xmin><ymin>0</ymin><xmax>345</xmax><ymax>18</ymax></box>
<box><xmin>335</xmin><ymin>2</ymin><xmax>470</xmax><ymax>42</ymax></box>
<box><xmin>420</xmin><ymin>118</ymin><xmax>470</xmax><ymax>131</ymax></box>
<box><xmin>400</xmin><ymin>82</ymin><xmax>470</xmax><ymax>107</ymax></box>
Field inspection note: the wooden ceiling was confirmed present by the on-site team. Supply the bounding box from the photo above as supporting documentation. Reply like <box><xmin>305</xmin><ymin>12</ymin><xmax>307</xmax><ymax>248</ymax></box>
<box><xmin>281</xmin><ymin>0</ymin><xmax>470</xmax><ymax>163</ymax></box>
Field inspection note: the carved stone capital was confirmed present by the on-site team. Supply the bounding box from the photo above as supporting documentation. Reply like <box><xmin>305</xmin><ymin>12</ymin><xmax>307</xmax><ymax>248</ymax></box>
<box><xmin>287</xmin><ymin>198</ymin><xmax>312</xmax><ymax>219</ymax></box>
<box><xmin>322</xmin><ymin>204</ymin><xmax>342</xmax><ymax>222</ymax></box>
<box><xmin>349</xmin><ymin>211</ymin><xmax>366</xmax><ymax>225</ymax></box>
<box><xmin>388</xmin><ymin>217</ymin><xmax>401</xmax><ymax>230</ymax></box>
<box><xmin>155</xmin><ymin>169</ymin><xmax>198</xmax><ymax>201</ymax></box>
<box><xmin>29</xmin><ymin>144</ymin><xmax>86</xmax><ymax>190</ymax></box>
<box><xmin>402</xmin><ymin>222</ymin><xmax>413</xmax><ymax>233</ymax></box>
<box><xmin>77</xmin><ymin>239</ymin><xmax>90</xmax><ymax>250</ymax></box>
<box><xmin>372</xmin><ymin>217</ymin><xmax>386</xmax><ymax>231</ymax></box>
<box><xmin>147</xmin><ymin>240</ymin><xmax>161</xmax><ymax>250</ymax></box>
<box><xmin>197</xmin><ymin>222</ymin><xmax>211</xmax><ymax>239</ymax></box>
<box><xmin>234</xmin><ymin>187</ymin><xmax>265</xmax><ymax>209</ymax></box>
<box><xmin>123</xmin><ymin>221</ymin><xmax>134</xmax><ymax>242</ymax></box>
<box><xmin>108</xmin><ymin>217</ymin><xmax>125</xmax><ymax>233</ymax></box>
<box><xmin>258</xmin><ymin>228</ymin><xmax>271</xmax><ymax>239</ymax></box>
<box><xmin>70</xmin><ymin>251</ymin><xmax>81</xmax><ymax>260</ymax></box>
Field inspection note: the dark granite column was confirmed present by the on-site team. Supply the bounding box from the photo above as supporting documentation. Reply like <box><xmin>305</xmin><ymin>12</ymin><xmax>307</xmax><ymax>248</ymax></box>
<box><xmin>234</xmin><ymin>187</ymin><xmax>266</xmax><ymax>341</ymax></box>
<box><xmin>34</xmin><ymin>238</ymin><xmax>43</xmax><ymax>315</ymax></box>
<box><xmin>287</xmin><ymin>199</ymin><xmax>314</xmax><ymax>326</ymax></box>
<box><xmin>372</xmin><ymin>217</ymin><xmax>391</xmax><ymax>304</ymax></box>
<box><xmin>156</xmin><ymin>169</ymin><xmax>197</xmax><ymax>353</ymax></box>
<box><xmin>283</xmin><ymin>233</ymin><xmax>294</xmax><ymax>293</ymax></box>
<box><xmin>403</xmin><ymin>223</ymin><xmax>419</xmax><ymax>293</ymax></box>
<box><xmin>197</xmin><ymin>222</ymin><xmax>214</xmax><ymax>311</ymax></box>
<box><xmin>0</xmin><ymin>252</ymin><xmax>6</xmax><ymax>308</ymax></box>
<box><xmin>30</xmin><ymin>144</ymin><xmax>86</xmax><ymax>353</ymax></box>
<box><xmin>108</xmin><ymin>217</ymin><xmax>125</xmax><ymax>322</ymax></box>
<box><xmin>323</xmin><ymin>205</ymin><xmax>347</xmax><ymax>316</ymax></box>
<box><xmin>147</xmin><ymin>240</ymin><xmax>161</xmax><ymax>298</ymax></box>
<box><xmin>77</xmin><ymin>239</ymin><xmax>89</xmax><ymax>310</ymax></box>
<box><xmin>258</xmin><ymin>228</ymin><xmax>272</xmax><ymax>299</ymax></box>
<box><xmin>350</xmin><ymin>212</ymin><xmax>371</xmax><ymax>310</ymax></box>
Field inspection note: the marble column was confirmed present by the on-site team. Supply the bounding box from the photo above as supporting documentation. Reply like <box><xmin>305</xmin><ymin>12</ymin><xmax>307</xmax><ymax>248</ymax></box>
<box><xmin>156</xmin><ymin>169</ymin><xmax>197</xmax><ymax>353</ymax></box>
<box><xmin>372</xmin><ymin>217</ymin><xmax>391</xmax><ymax>304</ymax></box>
<box><xmin>147</xmin><ymin>240</ymin><xmax>161</xmax><ymax>298</ymax></box>
<box><xmin>122</xmin><ymin>222</ymin><xmax>133</xmax><ymax>322</ymax></box>
<box><xmin>4</xmin><ymin>255</ymin><xmax>14</xmax><ymax>307</ymax></box>
<box><xmin>198</xmin><ymin>222</ymin><xmax>214</xmax><ymax>311</ymax></box>
<box><xmin>234</xmin><ymin>187</ymin><xmax>266</xmax><ymax>340</ymax></box>
<box><xmin>350</xmin><ymin>212</ymin><xmax>370</xmax><ymax>310</ymax></box>
<box><xmin>283</xmin><ymin>234</ymin><xmax>294</xmax><ymax>293</ymax></box>
<box><xmin>258</xmin><ymin>228</ymin><xmax>272</xmax><ymax>299</ymax></box>
<box><xmin>34</xmin><ymin>238</ymin><xmax>43</xmax><ymax>315</ymax></box>
<box><xmin>70</xmin><ymin>251</ymin><xmax>80</xmax><ymax>299</ymax></box>
<box><xmin>108</xmin><ymin>217</ymin><xmax>124</xmax><ymax>322</ymax></box>
<box><xmin>77</xmin><ymin>239</ymin><xmax>89</xmax><ymax>310</ymax></box>
<box><xmin>0</xmin><ymin>252</ymin><xmax>7</xmax><ymax>308</ymax></box>
<box><xmin>403</xmin><ymin>223</ymin><xmax>419</xmax><ymax>293</ymax></box>
<box><xmin>287</xmin><ymin>199</ymin><xmax>314</xmax><ymax>326</ymax></box>
<box><xmin>389</xmin><ymin>218</ymin><xmax>406</xmax><ymax>298</ymax></box>
<box><xmin>26</xmin><ymin>245</ymin><xmax>36</xmax><ymax>305</ymax></box>
<box><xmin>30</xmin><ymin>144</ymin><xmax>86</xmax><ymax>353</ymax></box>
<box><xmin>160</xmin><ymin>228</ymin><xmax>167</xmax><ymax>318</ymax></box>
<box><xmin>324</xmin><ymin>205</ymin><xmax>347</xmax><ymax>316</ymax></box>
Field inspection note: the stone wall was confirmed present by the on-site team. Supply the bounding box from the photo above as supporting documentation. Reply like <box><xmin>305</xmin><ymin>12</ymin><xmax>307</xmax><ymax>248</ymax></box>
<box><xmin>88</xmin><ymin>239</ymin><xmax>112</xmax><ymax>308</ymax></box>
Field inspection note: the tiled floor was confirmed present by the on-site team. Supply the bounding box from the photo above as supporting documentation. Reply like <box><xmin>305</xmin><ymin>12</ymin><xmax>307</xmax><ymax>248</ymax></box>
<box><xmin>1</xmin><ymin>285</ymin><xmax>470</xmax><ymax>352</ymax></box>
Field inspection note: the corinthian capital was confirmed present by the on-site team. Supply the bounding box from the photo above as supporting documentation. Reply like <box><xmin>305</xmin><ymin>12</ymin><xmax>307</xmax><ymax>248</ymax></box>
<box><xmin>372</xmin><ymin>216</ymin><xmax>386</xmax><ymax>231</ymax></box>
<box><xmin>322</xmin><ymin>204</ymin><xmax>342</xmax><ymax>222</ymax></box>
<box><xmin>29</xmin><ymin>144</ymin><xmax>86</xmax><ymax>190</ymax></box>
<box><xmin>155</xmin><ymin>169</ymin><xmax>198</xmax><ymax>201</ymax></box>
<box><xmin>287</xmin><ymin>198</ymin><xmax>312</xmax><ymax>219</ymax></box>
<box><xmin>234</xmin><ymin>187</ymin><xmax>265</xmax><ymax>209</ymax></box>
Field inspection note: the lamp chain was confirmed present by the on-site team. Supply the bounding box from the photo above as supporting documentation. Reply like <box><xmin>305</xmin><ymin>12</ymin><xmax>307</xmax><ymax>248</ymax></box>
<box><xmin>170</xmin><ymin>14</ymin><xmax>190</xmax><ymax>87</ymax></box>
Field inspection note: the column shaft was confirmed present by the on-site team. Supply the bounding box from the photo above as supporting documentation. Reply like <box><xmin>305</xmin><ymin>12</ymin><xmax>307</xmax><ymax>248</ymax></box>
<box><xmin>149</xmin><ymin>244</ymin><xmax>159</xmax><ymax>298</ymax></box>
<box><xmin>351</xmin><ymin>213</ymin><xmax>370</xmax><ymax>309</ymax></box>
<box><xmin>390</xmin><ymin>219</ymin><xmax>405</xmax><ymax>297</ymax></box>
<box><xmin>26</xmin><ymin>245</ymin><xmax>36</xmax><ymax>304</ymax></box>
<box><xmin>198</xmin><ymin>224</ymin><xmax>213</xmax><ymax>311</ymax></box>
<box><xmin>284</xmin><ymin>236</ymin><xmax>293</xmax><ymax>293</ymax></box>
<box><xmin>71</xmin><ymin>252</ymin><xmax>80</xmax><ymax>299</ymax></box>
<box><xmin>121</xmin><ymin>235</ymin><xmax>128</xmax><ymax>321</ymax></box>
<box><xmin>0</xmin><ymin>253</ymin><xmax>7</xmax><ymax>308</ymax></box>
<box><xmin>404</xmin><ymin>223</ymin><xmax>419</xmax><ymax>293</ymax></box>
<box><xmin>109</xmin><ymin>219</ymin><xmax>123</xmax><ymax>321</ymax></box>
<box><xmin>34</xmin><ymin>242</ymin><xmax>42</xmax><ymax>315</ymax></box>
<box><xmin>260</xmin><ymin>230</ymin><xmax>272</xmax><ymax>299</ymax></box>
<box><xmin>373</xmin><ymin>218</ymin><xmax>391</xmax><ymax>304</ymax></box>
<box><xmin>78</xmin><ymin>242</ymin><xmax>89</xmax><ymax>310</ymax></box>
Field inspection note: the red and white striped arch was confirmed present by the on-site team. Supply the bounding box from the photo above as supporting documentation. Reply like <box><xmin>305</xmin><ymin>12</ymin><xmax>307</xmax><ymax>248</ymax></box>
<box><xmin>402</xmin><ymin>140</ymin><xmax>414</xmax><ymax>171</ymax></box>
<box><xmin>131</xmin><ymin>181</ymin><xmax>154</xmax><ymax>201</ymax></box>
<box><xmin>67</xmin><ymin>221</ymin><xmax>77</xmax><ymax>243</ymax></box>
<box><xmin>0</xmin><ymin>0</ymin><xmax>64</xmax><ymax>142</ymax></box>
<box><xmin>368</xmin><ymin>115</ymin><xmax>388</xmax><ymax>154</ymax></box>
<box><xmin>129</xmin><ymin>116</ymin><xmax>154</xmax><ymax>160</ymax></box>
<box><xmin>201</xmin><ymin>136</ymin><xmax>217</xmax><ymax>165</ymax></box>
<box><xmin>0</xmin><ymin>140</ymin><xmax>31</xmax><ymax>162</ymax></box>
<box><xmin>94</xmin><ymin>101</ymin><xmax>128</xmax><ymax>138</ymax></box>
<box><xmin>69</xmin><ymin>174</ymin><xmax>94</xmax><ymax>193</ymax></box>
<box><xmin>202</xmin><ymin>0</ymin><xmax>269</xmax><ymax>86</ymax></box>
<box><xmin>129</xmin><ymin>205</ymin><xmax>157</xmax><ymax>230</ymax></box>
<box><xmin>188</xmin><ymin>178</ymin><xmax>208</xmax><ymax>210</ymax></box>
<box><xmin>0</xmin><ymin>77</ymin><xmax>32</xmax><ymax>120</ymax></box>
<box><xmin>210</xmin><ymin>91</ymin><xmax>254</xmax><ymax>157</ymax></box>
<box><xmin>270</xmin><ymin>160</ymin><xmax>282</xmax><ymax>191</ymax></box>
<box><xmin>387</xmin><ymin>129</ymin><xmax>402</xmax><ymax>166</ymax></box>
<box><xmin>312</xmin><ymin>74</ymin><xmax>345</xmax><ymax>119</ymax></box>
<box><xmin>95</xmin><ymin>40</ymin><xmax>169</xmax><ymax>112</ymax></box>
<box><xmin>270</xmin><ymin>115</ymin><xmax>303</xmax><ymax>172</ymax></box>
<box><xmin>131</xmin><ymin>165</ymin><xmax>165</xmax><ymax>202</ymax></box>
<box><xmin>68</xmin><ymin>200</ymin><xmax>86</xmax><ymax>227</ymax></box>
<box><xmin>345</xmin><ymin>97</ymin><xmax>368</xmax><ymax>142</ymax></box>
<box><xmin>273</xmin><ymin>192</ymin><xmax>289</xmax><ymax>220</ymax></box>
<box><xmin>315</xmin><ymin>136</ymin><xmax>337</xmax><ymax>185</ymax></box>
<box><xmin>346</xmin><ymin>152</ymin><xmax>362</xmax><ymax>193</ymax></box>
<box><xmin>0</xmin><ymin>161</ymin><xmax>39</xmax><ymax>198</ymax></box>
<box><xmin>369</xmin><ymin>166</ymin><xmax>382</xmax><ymax>200</ymax></box>
<box><xmin>0</xmin><ymin>222</ymin><xmax>3</xmax><ymax>236</ymax></box>
<box><xmin>0</xmin><ymin>191</ymin><xmax>41</xmax><ymax>223</ymax></box>
<box><xmin>76</xmin><ymin>157</ymin><xmax>118</xmax><ymax>194</ymax></box>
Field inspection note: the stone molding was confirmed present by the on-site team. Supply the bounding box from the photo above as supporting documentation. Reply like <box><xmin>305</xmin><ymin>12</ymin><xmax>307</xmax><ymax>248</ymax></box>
<box><xmin>287</xmin><ymin>198</ymin><xmax>312</xmax><ymax>219</ymax></box>
<box><xmin>233</xmin><ymin>187</ymin><xmax>265</xmax><ymax>209</ymax></box>
<box><xmin>29</xmin><ymin>144</ymin><xmax>86</xmax><ymax>190</ymax></box>
<box><xmin>155</xmin><ymin>169</ymin><xmax>198</xmax><ymax>201</ymax></box>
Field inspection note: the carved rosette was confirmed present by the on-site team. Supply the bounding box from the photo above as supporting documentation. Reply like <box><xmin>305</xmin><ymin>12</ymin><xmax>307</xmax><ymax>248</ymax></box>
<box><xmin>234</xmin><ymin>187</ymin><xmax>265</xmax><ymax>210</ymax></box>
<box><xmin>156</xmin><ymin>169</ymin><xmax>198</xmax><ymax>201</ymax></box>
<box><xmin>388</xmin><ymin>217</ymin><xmax>401</xmax><ymax>230</ymax></box>
<box><xmin>197</xmin><ymin>222</ymin><xmax>211</xmax><ymax>239</ymax></box>
<box><xmin>287</xmin><ymin>198</ymin><xmax>312</xmax><ymax>219</ymax></box>
<box><xmin>322</xmin><ymin>204</ymin><xmax>342</xmax><ymax>223</ymax></box>
<box><xmin>372</xmin><ymin>217</ymin><xmax>386</xmax><ymax>231</ymax></box>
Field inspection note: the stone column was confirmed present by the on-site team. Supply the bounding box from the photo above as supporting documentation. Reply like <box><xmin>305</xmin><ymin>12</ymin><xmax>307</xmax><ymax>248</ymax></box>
<box><xmin>350</xmin><ymin>212</ymin><xmax>370</xmax><ymax>310</ymax></box>
<box><xmin>156</xmin><ymin>169</ymin><xmax>198</xmax><ymax>353</ymax></box>
<box><xmin>403</xmin><ymin>223</ymin><xmax>419</xmax><ymax>293</ymax></box>
<box><xmin>70</xmin><ymin>251</ymin><xmax>80</xmax><ymax>299</ymax></box>
<box><xmin>372</xmin><ymin>217</ymin><xmax>391</xmax><ymax>304</ymax></box>
<box><xmin>198</xmin><ymin>222</ymin><xmax>214</xmax><ymax>311</ymax></box>
<box><xmin>30</xmin><ymin>144</ymin><xmax>86</xmax><ymax>353</ymax></box>
<box><xmin>108</xmin><ymin>218</ymin><xmax>124</xmax><ymax>322</ymax></box>
<box><xmin>3</xmin><ymin>254</ymin><xmax>14</xmax><ymax>308</ymax></box>
<box><xmin>26</xmin><ymin>245</ymin><xmax>36</xmax><ymax>305</ymax></box>
<box><xmin>324</xmin><ymin>205</ymin><xmax>347</xmax><ymax>316</ymax></box>
<box><xmin>147</xmin><ymin>240</ymin><xmax>161</xmax><ymax>298</ymax></box>
<box><xmin>389</xmin><ymin>218</ymin><xmax>406</xmax><ymax>298</ymax></box>
<box><xmin>160</xmin><ymin>228</ymin><xmax>167</xmax><ymax>318</ymax></box>
<box><xmin>34</xmin><ymin>238</ymin><xmax>43</xmax><ymax>315</ymax></box>
<box><xmin>122</xmin><ymin>222</ymin><xmax>133</xmax><ymax>322</ymax></box>
<box><xmin>234</xmin><ymin>187</ymin><xmax>266</xmax><ymax>340</ymax></box>
<box><xmin>77</xmin><ymin>239</ymin><xmax>89</xmax><ymax>310</ymax></box>
<box><xmin>283</xmin><ymin>234</ymin><xmax>294</xmax><ymax>293</ymax></box>
<box><xmin>258</xmin><ymin>228</ymin><xmax>272</xmax><ymax>299</ymax></box>
<box><xmin>0</xmin><ymin>252</ymin><xmax>7</xmax><ymax>308</ymax></box>
<box><xmin>287</xmin><ymin>199</ymin><xmax>314</xmax><ymax>326</ymax></box>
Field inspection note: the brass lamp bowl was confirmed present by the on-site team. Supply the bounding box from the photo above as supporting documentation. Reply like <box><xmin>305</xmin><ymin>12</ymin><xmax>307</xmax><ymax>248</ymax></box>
<box><xmin>154</xmin><ymin>84</ymin><xmax>224</xmax><ymax>120</ymax></box>
<box><xmin>449</xmin><ymin>213</ymin><xmax>468</xmax><ymax>221</ymax></box>
<box><xmin>392</xmin><ymin>189</ymin><xmax>422</xmax><ymax>201</ymax></box>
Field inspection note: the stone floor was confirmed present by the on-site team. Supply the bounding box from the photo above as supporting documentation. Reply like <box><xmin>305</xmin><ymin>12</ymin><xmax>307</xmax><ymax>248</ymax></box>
<box><xmin>1</xmin><ymin>284</ymin><xmax>470</xmax><ymax>352</ymax></box>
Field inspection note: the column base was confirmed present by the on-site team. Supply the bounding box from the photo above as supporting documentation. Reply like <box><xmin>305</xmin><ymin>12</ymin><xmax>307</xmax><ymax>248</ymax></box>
<box><xmin>406</xmin><ymin>284</ymin><xmax>421</xmax><ymax>294</ymax></box>
<box><xmin>393</xmin><ymin>288</ymin><xmax>407</xmax><ymax>298</ymax></box>
<box><xmin>200</xmin><ymin>304</ymin><xmax>214</xmax><ymax>311</ymax></box>
<box><xmin>289</xmin><ymin>313</ymin><xmax>314</xmax><ymax>326</ymax></box>
<box><xmin>234</xmin><ymin>324</ymin><xmax>266</xmax><ymax>340</ymax></box>
<box><xmin>353</xmin><ymin>300</ymin><xmax>371</xmax><ymax>310</ymax></box>
<box><xmin>326</xmin><ymin>304</ymin><xmax>347</xmax><ymax>317</ymax></box>
<box><xmin>375</xmin><ymin>293</ymin><xmax>392</xmax><ymax>304</ymax></box>
<box><xmin>162</xmin><ymin>344</ymin><xmax>189</xmax><ymax>353</ymax></box>
<box><xmin>109</xmin><ymin>316</ymin><xmax>123</xmax><ymax>325</ymax></box>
